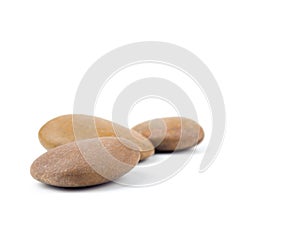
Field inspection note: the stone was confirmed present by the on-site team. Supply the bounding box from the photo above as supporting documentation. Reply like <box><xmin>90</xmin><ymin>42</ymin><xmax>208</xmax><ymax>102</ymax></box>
<box><xmin>30</xmin><ymin>137</ymin><xmax>140</xmax><ymax>187</ymax></box>
<box><xmin>132</xmin><ymin>117</ymin><xmax>204</xmax><ymax>151</ymax></box>
<box><xmin>38</xmin><ymin>114</ymin><xmax>154</xmax><ymax>160</ymax></box>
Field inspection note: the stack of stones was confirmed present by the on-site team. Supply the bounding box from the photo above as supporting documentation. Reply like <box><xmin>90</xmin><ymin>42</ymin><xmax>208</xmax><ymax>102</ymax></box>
<box><xmin>30</xmin><ymin>114</ymin><xmax>204</xmax><ymax>188</ymax></box>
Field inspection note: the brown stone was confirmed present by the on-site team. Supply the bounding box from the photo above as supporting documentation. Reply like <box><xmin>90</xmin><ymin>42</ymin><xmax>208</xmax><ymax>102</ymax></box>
<box><xmin>38</xmin><ymin>114</ymin><xmax>154</xmax><ymax>160</ymax></box>
<box><xmin>30</xmin><ymin>137</ymin><xmax>140</xmax><ymax>187</ymax></box>
<box><xmin>132</xmin><ymin>117</ymin><xmax>204</xmax><ymax>151</ymax></box>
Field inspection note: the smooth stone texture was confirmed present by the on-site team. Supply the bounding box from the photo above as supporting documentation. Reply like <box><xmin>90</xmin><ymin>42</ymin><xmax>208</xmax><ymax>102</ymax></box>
<box><xmin>31</xmin><ymin>137</ymin><xmax>140</xmax><ymax>187</ymax></box>
<box><xmin>38</xmin><ymin>114</ymin><xmax>154</xmax><ymax>160</ymax></box>
<box><xmin>132</xmin><ymin>117</ymin><xmax>204</xmax><ymax>151</ymax></box>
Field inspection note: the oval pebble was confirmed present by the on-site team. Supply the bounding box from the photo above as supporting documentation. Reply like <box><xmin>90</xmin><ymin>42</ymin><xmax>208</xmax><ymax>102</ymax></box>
<box><xmin>132</xmin><ymin>117</ymin><xmax>204</xmax><ymax>151</ymax></box>
<box><xmin>30</xmin><ymin>137</ymin><xmax>140</xmax><ymax>187</ymax></box>
<box><xmin>38</xmin><ymin>114</ymin><xmax>154</xmax><ymax>160</ymax></box>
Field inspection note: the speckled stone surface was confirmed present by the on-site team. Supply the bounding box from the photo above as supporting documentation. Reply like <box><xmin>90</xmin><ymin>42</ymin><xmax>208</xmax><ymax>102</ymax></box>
<box><xmin>38</xmin><ymin>114</ymin><xmax>154</xmax><ymax>160</ymax></box>
<box><xmin>31</xmin><ymin>137</ymin><xmax>140</xmax><ymax>187</ymax></box>
<box><xmin>132</xmin><ymin>117</ymin><xmax>204</xmax><ymax>151</ymax></box>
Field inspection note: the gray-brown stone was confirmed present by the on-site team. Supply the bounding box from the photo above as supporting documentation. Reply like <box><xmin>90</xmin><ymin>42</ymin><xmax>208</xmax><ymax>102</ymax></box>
<box><xmin>30</xmin><ymin>137</ymin><xmax>140</xmax><ymax>187</ymax></box>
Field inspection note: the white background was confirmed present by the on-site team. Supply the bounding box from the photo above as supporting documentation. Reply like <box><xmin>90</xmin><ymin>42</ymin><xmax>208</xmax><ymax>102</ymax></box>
<box><xmin>0</xmin><ymin>0</ymin><xmax>299</xmax><ymax>224</ymax></box>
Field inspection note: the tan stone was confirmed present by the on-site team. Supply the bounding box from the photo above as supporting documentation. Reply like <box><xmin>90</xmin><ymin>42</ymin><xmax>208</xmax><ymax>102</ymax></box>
<box><xmin>132</xmin><ymin>117</ymin><xmax>204</xmax><ymax>151</ymax></box>
<box><xmin>38</xmin><ymin>114</ymin><xmax>154</xmax><ymax>160</ymax></box>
